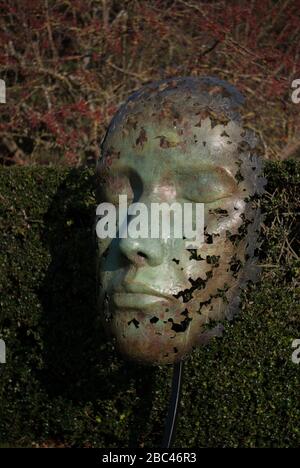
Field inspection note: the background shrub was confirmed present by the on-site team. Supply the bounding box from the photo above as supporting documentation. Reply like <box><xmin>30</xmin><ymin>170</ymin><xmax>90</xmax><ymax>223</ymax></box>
<box><xmin>0</xmin><ymin>160</ymin><xmax>299</xmax><ymax>448</ymax></box>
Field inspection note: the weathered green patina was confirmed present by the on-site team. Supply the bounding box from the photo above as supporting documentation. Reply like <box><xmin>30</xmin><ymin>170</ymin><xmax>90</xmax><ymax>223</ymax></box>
<box><xmin>96</xmin><ymin>77</ymin><xmax>266</xmax><ymax>364</ymax></box>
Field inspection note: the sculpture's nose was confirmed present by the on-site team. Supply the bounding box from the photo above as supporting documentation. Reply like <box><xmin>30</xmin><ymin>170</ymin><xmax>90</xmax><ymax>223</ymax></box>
<box><xmin>118</xmin><ymin>185</ymin><xmax>175</xmax><ymax>267</ymax></box>
<box><xmin>119</xmin><ymin>236</ymin><xmax>164</xmax><ymax>267</ymax></box>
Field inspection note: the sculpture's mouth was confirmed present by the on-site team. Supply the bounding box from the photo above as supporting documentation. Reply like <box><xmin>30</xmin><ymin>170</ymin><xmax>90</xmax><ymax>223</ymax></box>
<box><xmin>112</xmin><ymin>281</ymin><xmax>174</xmax><ymax>309</ymax></box>
<box><xmin>113</xmin><ymin>292</ymin><xmax>167</xmax><ymax>309</ymax></box>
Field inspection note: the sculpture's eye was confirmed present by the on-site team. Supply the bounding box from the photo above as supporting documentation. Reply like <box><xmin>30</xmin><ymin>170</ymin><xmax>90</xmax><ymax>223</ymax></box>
<box><xmin>179</xmin><ymin>168</ymin><xmax>237</xmax><ymax>203</ymax></box>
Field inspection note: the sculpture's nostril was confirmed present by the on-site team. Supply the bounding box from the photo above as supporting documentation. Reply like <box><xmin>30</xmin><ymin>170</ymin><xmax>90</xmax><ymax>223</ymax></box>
<box><xmin>137</xmin><ymin>251</ymin><xmax>148</xmax><ymax>259</ymax></box>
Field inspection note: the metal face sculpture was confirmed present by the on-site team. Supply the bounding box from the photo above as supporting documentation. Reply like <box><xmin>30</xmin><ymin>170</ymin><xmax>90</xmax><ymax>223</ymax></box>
<box><xmin>96</xmin><ymin>77</ymin><xmax>266</xmax><ymax>365</ymax></box>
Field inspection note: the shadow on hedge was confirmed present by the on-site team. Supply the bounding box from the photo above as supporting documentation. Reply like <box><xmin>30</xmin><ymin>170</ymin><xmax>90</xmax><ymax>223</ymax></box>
<box><xmin>37</xmin><ymin>169</ymin><xmax>162</xmax><ymax>446</ymax></box>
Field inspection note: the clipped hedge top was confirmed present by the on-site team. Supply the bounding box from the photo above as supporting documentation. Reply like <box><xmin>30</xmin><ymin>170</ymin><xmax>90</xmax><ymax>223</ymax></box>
<box><xmin>0</xmin><ymin>161</ymin><xmax>299</xmax><ymax>448</ymax></box>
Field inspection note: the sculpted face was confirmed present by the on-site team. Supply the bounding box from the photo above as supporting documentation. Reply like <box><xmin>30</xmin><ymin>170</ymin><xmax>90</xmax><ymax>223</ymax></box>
<box><xmin>96</xmin><ymin>77</ymin><xmax>265</xmax><ymax>365</ymax></box>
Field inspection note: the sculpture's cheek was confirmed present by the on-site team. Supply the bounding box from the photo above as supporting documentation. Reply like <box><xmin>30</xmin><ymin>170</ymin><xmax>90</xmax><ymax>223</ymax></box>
<box><xmin>204</xmin><ymin>197</ymin><xmax>247</xmax><ymax>236</ymax></box>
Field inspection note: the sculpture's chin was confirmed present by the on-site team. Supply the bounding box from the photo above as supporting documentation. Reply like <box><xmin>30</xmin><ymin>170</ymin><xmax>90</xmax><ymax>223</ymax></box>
<box><xmin>114</xmin><ymin>331</ymin><xmax>190</xmax><ymax>365</ymax></box>
<box><xmin>107</xmin><ymin>307</ymin><xmax>198</xmax><ymax>365</ymax></box>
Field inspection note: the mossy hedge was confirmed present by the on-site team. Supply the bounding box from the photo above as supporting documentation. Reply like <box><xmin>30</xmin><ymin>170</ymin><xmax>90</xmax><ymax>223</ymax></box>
<box><xmin>0</xmin><ymin>161</ymin><xmax>299</xmax><ymax>448</ymax></box>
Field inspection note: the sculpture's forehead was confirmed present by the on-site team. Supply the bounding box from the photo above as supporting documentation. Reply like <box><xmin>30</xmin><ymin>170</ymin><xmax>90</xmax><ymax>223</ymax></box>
<box><xmin>102</xmin><ymin>79</ymin><xmax>251</xmax><ymax>170</ymax></box>
<box><xmin>107</xmin><ymin>76</ymin><xmax>244</xmax><ymax>133</ymax></box>
<box><xmin>113</xmin><ymin>76</ymin><xmax>244</xmax><ymax>116</ymax></box>
<box><xmin>102</xmin><ymin>112</ymin><xmax>249</xmax><ymax>179</ymax></box>
<box><xmin>100</xmin><ymin>78</ymin><xmax>265</xmax><ymax>196</ymax></box>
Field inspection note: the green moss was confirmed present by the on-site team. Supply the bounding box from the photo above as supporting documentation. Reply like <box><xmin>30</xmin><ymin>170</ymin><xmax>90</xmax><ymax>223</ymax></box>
<box><xmin>0</xmin><ymin>161</ymin><xmax>299</xmax><ymax>447</ymax></box>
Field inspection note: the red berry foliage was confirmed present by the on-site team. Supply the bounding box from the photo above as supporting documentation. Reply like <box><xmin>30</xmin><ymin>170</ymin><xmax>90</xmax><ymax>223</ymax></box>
<box><xmin>0</xmin><ymin>0</ymin><xmax>299</xmax><ymax>165</ymax></box>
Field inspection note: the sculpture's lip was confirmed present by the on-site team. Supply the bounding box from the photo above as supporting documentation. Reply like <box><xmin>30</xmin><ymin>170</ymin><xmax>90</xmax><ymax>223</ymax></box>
<box><xmin>116</xmin><ymin>282</ymin><xmax>174</xmax><ymax>299</ymax></box>
<box><xmin>113</xmin><ymin>292</ymin><xmax>167</xmax><ymax>309</ymax></box>
<box><xmin>113</xmin><ymin>282</ymin><xmax>174</xmax><ymax>308</ymax></box>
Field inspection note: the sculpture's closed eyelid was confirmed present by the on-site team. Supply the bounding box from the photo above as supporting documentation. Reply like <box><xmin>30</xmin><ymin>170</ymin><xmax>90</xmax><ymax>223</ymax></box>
<box><xmin>177</xmin><ymin>167</ymin><xmax>238</xmax><ymax>202</ymax></box>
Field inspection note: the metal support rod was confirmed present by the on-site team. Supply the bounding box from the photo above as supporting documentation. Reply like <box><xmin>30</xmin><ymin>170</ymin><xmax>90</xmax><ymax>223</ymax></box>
<box><xmin>161</xmin><ymin>360</ymin><xmax>184</xmax><ymax>449</ymax></box>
